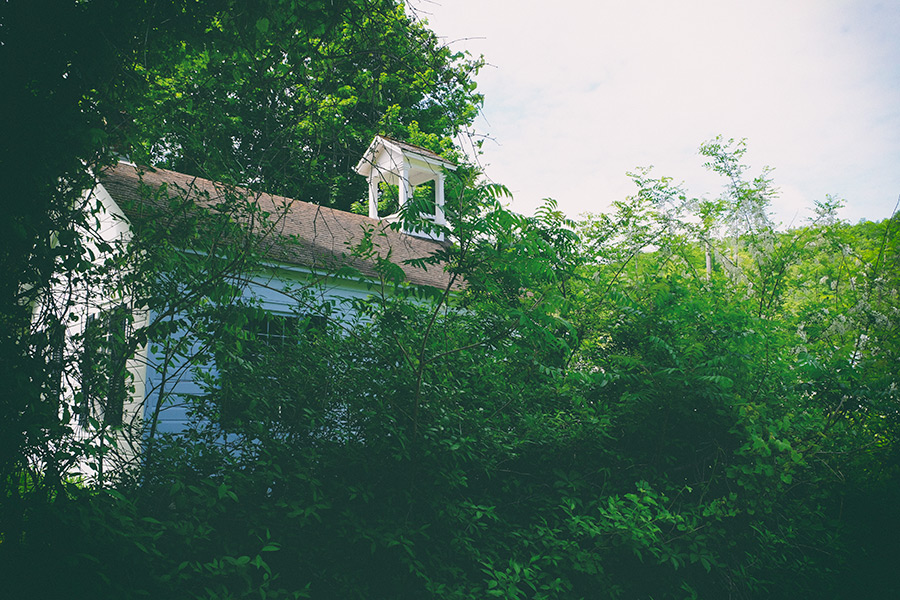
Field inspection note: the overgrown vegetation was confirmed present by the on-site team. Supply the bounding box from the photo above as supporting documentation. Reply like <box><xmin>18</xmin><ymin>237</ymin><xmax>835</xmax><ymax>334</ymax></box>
<box><xmin>3</xmin><ymin>1</ymin><xmax>899</xmax><ymax>598</ymax></box>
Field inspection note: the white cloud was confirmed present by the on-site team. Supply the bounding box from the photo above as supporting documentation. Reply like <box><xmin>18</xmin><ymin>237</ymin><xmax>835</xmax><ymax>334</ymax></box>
<box><xmin>423</xmin><ymin>0</ymin><xmax>900</xmax><ymax>224</ymax></box>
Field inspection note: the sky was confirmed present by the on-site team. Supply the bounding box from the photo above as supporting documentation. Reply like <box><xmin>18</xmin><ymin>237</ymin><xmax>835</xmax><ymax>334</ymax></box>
<box><xmin>417</xmin><ymin>0</ymin><xmax>900</xmax><ymax>226</ymax></box>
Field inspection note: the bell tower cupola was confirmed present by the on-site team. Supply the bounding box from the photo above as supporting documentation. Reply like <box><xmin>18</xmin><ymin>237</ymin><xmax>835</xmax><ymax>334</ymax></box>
<box><xmin>354</xmin><ymin>135</ymin><xmax>456</xmax><ymax>241</ymax></box>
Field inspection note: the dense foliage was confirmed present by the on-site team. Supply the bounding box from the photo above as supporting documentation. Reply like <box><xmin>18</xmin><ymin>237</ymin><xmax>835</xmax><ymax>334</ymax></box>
<box><xmin>2</xmin><ymin>0</ymin><xmax>480</xmax><ymax>541</ymax></box>
<box><xmin>2</xmin><ymin>1</ymin><xmax>899</xmax><ymax>598</ymax></box>
<box><xmin>127</xmin><ymin>0</ymin><xmax>482</xmax><ymax>209</ymax></box>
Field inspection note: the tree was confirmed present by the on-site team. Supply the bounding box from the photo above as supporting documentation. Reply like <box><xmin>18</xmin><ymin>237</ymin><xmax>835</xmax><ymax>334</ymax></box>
<box><xmin>1</xmin><ymin>0</ymin><xmax>480</xmax><ymax>493</ymax></box>
<box><xmin>1</xmin><ymin>2</ymin><xmax>482</xmax><ymax>595</ymax></box>
<box><xmin>113</xmin><ymin>144</ymin><xmax>897</xmax><ymax>598</ymax></box>
<box><xmin>571</xmin><ymin>139</ymin><xmax>899</xmax><ymax>597</ymax></box>
<box><xmin>126</xmin><ymin>0</ymin><xmax>482</xmax><ymax>211</ymax></box>
<box><xmin>4</xmin><ymin>0</ymin><xmax>898</xmax><ymax>593</ymax></box>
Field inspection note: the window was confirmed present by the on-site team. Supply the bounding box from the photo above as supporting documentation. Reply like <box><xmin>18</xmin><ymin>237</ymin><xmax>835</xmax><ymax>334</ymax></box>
<box><xmin>248</xmin><ymin>312</ymin><xmax>301</xmax><ymax>347</ymax></box>
<box><xmin>217</xmin><ymin>309</ymin><xmax>325</xmax><ymax>426</ymax></box>
<box><xmin>38</xmin><ymin>316</ymin><xmax>66</xmax><ymax>407</ymax></box>
<box><xmin>48</xmin><ymin>321</ymin><xmax>65</xmax><ymax>401</ymax></box>
<box><xmin>80</xmin><ymin>306</ymin><xmax>131</xmax><ymax>427</ymax></box>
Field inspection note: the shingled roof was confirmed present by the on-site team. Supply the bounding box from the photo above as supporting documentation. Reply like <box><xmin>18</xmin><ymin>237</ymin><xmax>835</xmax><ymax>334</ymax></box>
<box><xmin>101</xmin><ymin>162</ymin><xmax>457</xmax><ymax>290</ymax></box>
